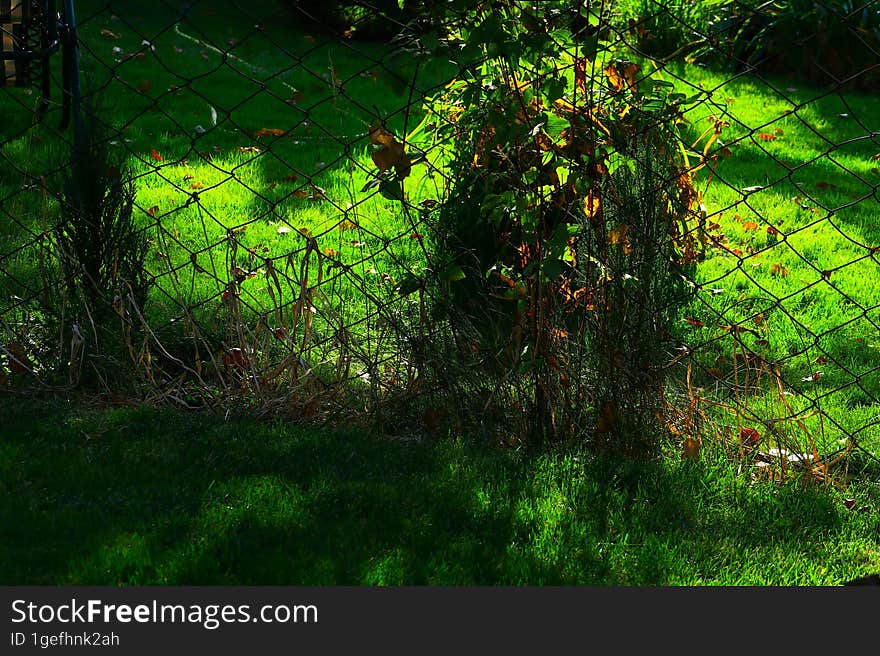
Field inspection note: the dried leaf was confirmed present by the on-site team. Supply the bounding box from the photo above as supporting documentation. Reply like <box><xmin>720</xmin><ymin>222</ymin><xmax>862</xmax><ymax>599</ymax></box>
<box><xmin>682</xmin><ymin>436</ymin><xmax>702</xmax><ymax>460</ymax></box>
<box><xmin>150</xmin><ymin>148</ymin><xmax>164</xmax><ymax>162</ymax></box>
<box><xmin>368</xmin><ymin>123</ymin><xmax>411</xmax><ymax>178</ymax></box>
<box><xmin>255</xmin><ymin>128</ymin><xmax>286</xmax><ymax>137</ymax></box>
<box><xmin>6</xmin><ymin>342</ymin><xmax>31</xmax><ymax>374</ymax></box>
<box><xmin>770</xmin><ymin>263</ymin><xmax>788</xmax><ymax>277</ymax></box>
<box><xmin>739</xmin><ymin>427</ymin><xmax>761</xmax><ymax>446</ymax></box>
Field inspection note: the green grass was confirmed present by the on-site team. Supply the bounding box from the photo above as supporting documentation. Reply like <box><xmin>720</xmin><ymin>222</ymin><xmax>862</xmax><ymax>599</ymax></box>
<box><xmin>1</xmin><ymin>0</ymin><xmax>450</xmax><ymax>372</ymax></box>
<box><xmin>1</xmin><ymin>398</ymin><xmax>878</xmax><ymax>585</ymax></box>
<box><xmin>651</xmin><ymin>61</ymin><xmax>880</xmax><ymax>458</ymax></box>
<box><xmin>1</xmin><ymin>2</ymin><xmax>879</xmax><ymax>584</ymax></box>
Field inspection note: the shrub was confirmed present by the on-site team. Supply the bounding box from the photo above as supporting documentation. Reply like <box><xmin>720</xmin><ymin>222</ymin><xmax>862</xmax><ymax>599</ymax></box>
<box><xmin>52</xmin><ymin>101</ymin><xmax>150</xmax><ymax>386</ymax></box>
<box><xmin>698</xmin><ymin>0</ymin><xmax>880</xmax><ymax>89</ymax></box>
<box><xmin>411</xmin><ymin>3</ymin><xmax>700</xmax><ymax>453</ymax></box>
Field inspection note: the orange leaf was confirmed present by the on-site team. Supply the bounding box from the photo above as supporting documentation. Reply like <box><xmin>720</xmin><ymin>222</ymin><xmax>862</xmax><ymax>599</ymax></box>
<box><xmin>770</xmin><ymin>263</ymin><xmax>788</xmax><ymax>277</ymax></box>
<box><xmin>742</xmin><ymin>221</ymin><xmax>759</xmax><ymax>231</ymax></box>
<box><xmin>190</xmin><ymin>181</ymin><xmax>204</xmax><ymax>190</ymax></box>
<box><xmin>368</xmin><ymin>122</ymin><xmax>411</xmax><ymax>178</ymax></box>
<box><xmin>756</xmin><ymin>132</ymin><xmax>776</xmax><ymax>141</ymax></box>
<box><xmin>255</xmin><ymin>128</ymin><xmax>286</xmax><ymax>137</ymax></box>
<box><xmin>685</xmin><ymin>317</ymin><xmax>704</xmax><ymax>328</ymax></box>
<box><xmin>740</xmin><ymin>427</ymin><xmax>761</xmax><ymax>446</ymax></box>
<box><xmin>150</xmin><ymin>148</ymin><xmax>164</xmax><ymax>162</ymax></box>
<box><xmin>609</xmin><ymin>223</ymin><xmax>630</xmax><ymax>246</ymax></box>
<box><xmin>682</xmin><ymin>437</ymin><xmax>702</xmax><ymax>461</ymax></box>
<box><xmin>146</xmin><ymin>205</ymin><xmax>159</xmax><ymax>217</ymax></box>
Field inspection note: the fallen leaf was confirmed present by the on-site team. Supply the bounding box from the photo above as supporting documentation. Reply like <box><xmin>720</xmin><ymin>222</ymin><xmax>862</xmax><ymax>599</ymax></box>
<box><xmin>223</xmin><ymin>348</ymin><xmax>250</xmax><ymax>370</ymax></box>
<box><xmin>190</xmin><ymin>181</ymin><xmax>204</xmax><ymax>190</ymax></box>
<box><xmin>801</xmin><ymin>371</ymin><xmax>823</xmax><ymax>382</ymax></box>
<box><xmin>256</xmin><ymin>128</ymin><xmax>286</xmax><ymax>137</ymax></box>
<box><xmin>770</xmin><ymin>263</ymin><xmax>788</xmax><ymax>277</ymax></box>
<box><xmin>740</xmin><ymin>427</ymin><xmax>761</xmax><ymax>446</ymax></box>
<box><xmin>146</xmin><ymin>205</ymin><xmax>159</xmax><ymax>217</ymax></box>
<box><xmin>685</xmin><ymin>317</ymin><xmax>704</xmax><ymax>328</ymax></box>
<box><xmin>682</xmin><ymin>436</ymin><xmax>702</xmax><ymax>461</ymax></box>
<box><xmin>322</xmin><ymin>248</ymin><xmax>339</xmax><ymax>257</ymax></box>
<box><xmin>756</xmin><ymin>132</ymin><xmax>776</xmax><ymax>141</ymax></box>
<box><xmin>742</xmin><ymin>221</ymin><xmax>759</xmax><ymax>231</ymax></box>
<box><xmin>277</xmin><ymin>226</ymin><xmax>292</xmax><ymax>234</ymax></box>
<box><xmin>137</xmin><ymin>80</ymin><xmax>153</xmax><ymax>93</ymax></box>
<box><xmin>843</xmin><ymin>498</ymin><xmax>856</xmax><ymax>509</ymax></box>
<box><xmin>150</xmin><ymin>148</ymin><xmax>164</xmax><ymax>162</ymax></box>
<box><xmin>100</xmin><ymin>29</ymin><xmax>120</xmax><ymax>39</ymax></box>
<box><xmin>236</xmin><ymin>146</ymin><xmax>261</xmax><ymax>153</ymax></box>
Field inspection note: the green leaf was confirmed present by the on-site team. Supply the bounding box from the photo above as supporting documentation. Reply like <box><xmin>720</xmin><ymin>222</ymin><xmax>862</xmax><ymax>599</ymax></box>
<box><xmin>542</xmin><ymin>259</ymin><xmax>567</xmax><ymax>279</ymax></box>
<box><xmin>379</xmin><ymin>178</ymin><xmax>403</xmax><ymax>201</ymax></box>
<box><xmin>441</xmin><ymin>263</ymin><xmax>466</xmax><ymax>282</ymax></box>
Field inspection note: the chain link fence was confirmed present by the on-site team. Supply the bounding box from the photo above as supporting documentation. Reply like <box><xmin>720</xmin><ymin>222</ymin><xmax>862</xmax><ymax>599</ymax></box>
<box><xmin>1</xmin><ymin>1</ymin><xmax>878</xmax><ymax>475</ymax></box>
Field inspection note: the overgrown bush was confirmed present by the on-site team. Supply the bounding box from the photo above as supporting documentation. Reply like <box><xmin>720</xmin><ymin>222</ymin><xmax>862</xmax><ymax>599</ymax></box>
<box><xmin>404</xmin><ymin>3</ymin><xmax>701</xmax><ymax>453</ymax></box>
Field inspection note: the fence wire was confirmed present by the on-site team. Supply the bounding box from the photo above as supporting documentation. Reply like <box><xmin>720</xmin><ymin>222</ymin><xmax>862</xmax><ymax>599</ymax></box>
<box><xmin>1</xmin><ymin>0</ymin><xmax>878</xmax><ymax>476</ymax></box>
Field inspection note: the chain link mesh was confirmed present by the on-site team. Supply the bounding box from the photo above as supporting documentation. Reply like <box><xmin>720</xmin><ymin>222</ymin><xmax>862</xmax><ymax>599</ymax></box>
<box><xmin>1</xmin><ymin>1</ymin><xmax>878</xmax><ymax>474</ymax></box>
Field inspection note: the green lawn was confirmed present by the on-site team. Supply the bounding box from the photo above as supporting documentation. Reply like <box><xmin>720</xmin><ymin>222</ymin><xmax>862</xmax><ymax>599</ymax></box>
<box><xmin>1</xmin><ymin>2</ymin><xmax>879</xmax><ymax>585</ymax></box>
<box><xmin>1</xmin><ymin>398</ymin><xmax>878</xmax><ymax>585</ymax></box>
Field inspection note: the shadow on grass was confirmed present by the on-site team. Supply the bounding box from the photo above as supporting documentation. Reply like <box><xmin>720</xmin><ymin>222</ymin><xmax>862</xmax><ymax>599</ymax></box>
<box><xmin>2</xmin><ymin>398</ymin><xmax>871</xmax><ymax>585</ymax></box>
